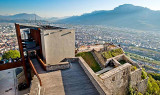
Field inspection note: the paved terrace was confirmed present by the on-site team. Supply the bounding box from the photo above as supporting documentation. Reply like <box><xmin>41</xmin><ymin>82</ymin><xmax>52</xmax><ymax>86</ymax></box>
<box><xmin>61</xmin><ymin>62</ymin><xmax>99</xmax><ymax>95</ymax></box>
<box><xmin>30</xmin><ymin>58</ymin><xmax>99</xmax><ymax>95</ymax></box>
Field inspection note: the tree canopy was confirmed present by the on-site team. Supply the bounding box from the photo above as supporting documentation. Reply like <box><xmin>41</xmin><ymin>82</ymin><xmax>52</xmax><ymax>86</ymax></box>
<box><xmin>2</xmin><ymin>50</ymin><xmax>20</xmax><ymax>60</ymax></box>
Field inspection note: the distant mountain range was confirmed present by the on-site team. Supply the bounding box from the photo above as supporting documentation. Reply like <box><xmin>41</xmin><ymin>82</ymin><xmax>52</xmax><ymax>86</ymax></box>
<box><xmin>56</xmin><ymin>4</ymin><xmax>160</xmax><ymax>31</ymax></box>
<box><xmin>0</xmin><ymin>13</ymin><xmax>60</xmax><ymax>23</ymax></box>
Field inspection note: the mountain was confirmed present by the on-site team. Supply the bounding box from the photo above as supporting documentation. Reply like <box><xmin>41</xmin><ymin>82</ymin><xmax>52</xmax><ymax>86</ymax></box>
<box><xmin>56</xmin><ymin>4</ymin><xmax>160</xmax><ymax>31</ymax></box>
<box><xmin>0</xmin><ymin>13</ymin><xmax>42</xmax><ymax>20</ymax></box>
<box><xmin>0</xmin><ymin>13</ymin><xmax>60</xmax><ymax>23</ymax></box>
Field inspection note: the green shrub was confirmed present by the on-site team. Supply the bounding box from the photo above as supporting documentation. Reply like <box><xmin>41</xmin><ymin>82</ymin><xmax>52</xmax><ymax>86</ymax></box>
<box><xmin>131</xmin><ymin>66</ymin><xmax>137</xmax><ymax>71</ymax></box>
<box><xmin>148</xmin><ymin>73</ymin><xmax>160</xmax><ymax>81</ymax></box>
<box><xmin>146</xmin><ymin>75</ymin><xmax>160</xmax><ymax>94</ymax></box>
<box><xmin>137</xmin><ymin>92</ymin><xmax>143</xmax><ymax>95</ymax></box>
<box><xmin>141</xmin><ymin>69</ymin><xmax>147</xmax><ymax>79</ymax></box>
<box><xmin>2</xmin><ymin>50</ymin><xmax>20</xmax><ymax>60</ymax></box>
<box><xmin>128</xmin><ymin>84</ymin><xmax>134</xmax><ymax>95</ymax></box>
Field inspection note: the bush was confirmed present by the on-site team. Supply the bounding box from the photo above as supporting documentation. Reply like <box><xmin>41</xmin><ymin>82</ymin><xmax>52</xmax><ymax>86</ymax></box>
<box><xmin>141</xmin><ymin>69</ymin><xmax>147</xmax><ymax>79</ymax></box>
<box><xmin>128</xmin><ymin>84</ymin><xmax>134</xmax><ymax>95</ymax></box>
<box><xmin>131</xmin><ymin>66</ymin><xmax>137</xmax><ymax>71</ymax></box>
<box><xmin>147</xmin><ymin>75</ymin><xmax>160</xmax><ymax>94</ymax></box>
<box><xmin>137</xmin><ymin>92</ymin><xmax>143</xmax><ymax>95</ymax></box>
<box><xmin>148</xmin><ymin>73</ymin><xmax>160</xmax><ymax>81</ymax></box>
<box><xmin>2</xmin><ymin>50</ymin><xmax>20</xmax><ymax>60</ymax></box>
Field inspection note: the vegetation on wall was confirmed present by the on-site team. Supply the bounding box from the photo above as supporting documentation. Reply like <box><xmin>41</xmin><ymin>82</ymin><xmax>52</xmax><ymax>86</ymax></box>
<box><xmin>102</xmin><ymin>48</ymin><xmax>124</xmax><ymax>59</ymax></box>
<box><xmin>131</xmin><ymin>65</ymin><xmax>137</xmax><ymax>71</ymax></box>
<box><xmin>2</xmin><ymin>50</ymin><xmax>20</xmax><ymax>60</ymax></box>
<box><xmin>141</xmin><ymin>69</ymin><xmax>147</xmax><ymax>79</ymax></box>
<box><xmin>76</xmin><ymin>52</ymin><xmax>101</xmax><ymax>72</ymax></box>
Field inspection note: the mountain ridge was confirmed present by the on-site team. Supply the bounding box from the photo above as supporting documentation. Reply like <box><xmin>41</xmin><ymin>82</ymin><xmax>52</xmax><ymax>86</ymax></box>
<box><xmin>56</xmin><ymin>4</ymin><xmax>160</xmax><ymax>31</ymax></box>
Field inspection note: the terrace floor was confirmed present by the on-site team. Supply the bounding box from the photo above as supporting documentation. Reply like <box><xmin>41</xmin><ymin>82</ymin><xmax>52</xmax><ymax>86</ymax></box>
<box><xmin>30</xmin><ymin>59</ymin><xmax>99</xmax><ymax>95</ymax></box>
<box><xmin>61</xmin><ymin>62</ymin><xmax>99</xmax><ymax>95</ymax></box>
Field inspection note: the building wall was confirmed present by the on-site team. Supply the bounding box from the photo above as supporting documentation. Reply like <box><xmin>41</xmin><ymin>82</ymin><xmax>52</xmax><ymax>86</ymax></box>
<box><xmin>41</xmin><ymin>29</ymin><xmax>75</xmax><ymax>65</ymax></box>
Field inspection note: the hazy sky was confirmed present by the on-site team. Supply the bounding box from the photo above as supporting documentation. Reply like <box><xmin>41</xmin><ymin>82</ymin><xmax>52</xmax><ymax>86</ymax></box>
<box><xmin>0</xmin><ymin>0</ymin><xmax>160</xmax><ymax>17</ymax></box>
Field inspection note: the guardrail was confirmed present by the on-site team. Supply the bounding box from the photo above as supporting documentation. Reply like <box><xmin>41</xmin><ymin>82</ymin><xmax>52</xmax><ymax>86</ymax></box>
<box><xmin>28</xmin><ymin>57</ymin><xmax>42</xmax><ymax>86</ymax></box>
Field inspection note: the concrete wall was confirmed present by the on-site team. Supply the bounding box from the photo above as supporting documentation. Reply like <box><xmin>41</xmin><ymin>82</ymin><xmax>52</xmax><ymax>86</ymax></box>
<box><xmin>100</xmin><ymin>63</ymin><xmax>131</xmax><ymax>95</ymax></box>
<box><xmin>41</xmin><ymin>29</ymin><xmax>75</xmax><ymax>65</ymax></box>
<box><xmin>46</xmin><ymin>62</ymin><xmax>70</xmax><ymax>71</ymax></box>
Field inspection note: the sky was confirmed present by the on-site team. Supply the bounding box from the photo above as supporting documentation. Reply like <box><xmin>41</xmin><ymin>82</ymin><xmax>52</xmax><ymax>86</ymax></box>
<box><xmin>0</xmin><ymin>0</ymin><xmax>160</xmax><ymax>17</ymax></box>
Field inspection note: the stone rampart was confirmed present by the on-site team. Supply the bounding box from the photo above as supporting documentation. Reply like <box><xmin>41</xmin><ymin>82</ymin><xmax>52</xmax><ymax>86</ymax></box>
<box><xmin>100</xmin><ymin>63</ymin><xmax>131</xmax><ymax>95</ymax></box>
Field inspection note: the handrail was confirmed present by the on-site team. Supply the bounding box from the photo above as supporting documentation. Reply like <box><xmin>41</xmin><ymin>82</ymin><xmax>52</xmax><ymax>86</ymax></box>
<box><xmin>28</xmin><ymin>57</ymin><xmax>42</xmax><ymax>86</ymax></box>
<box><xmin>36</xmin><ymin>55</ymin><xmax>46</xmax><ymax>71</ymax></box>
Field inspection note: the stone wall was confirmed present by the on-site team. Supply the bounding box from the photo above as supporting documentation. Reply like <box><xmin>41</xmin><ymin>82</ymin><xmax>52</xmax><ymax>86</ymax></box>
<box><xmin>46</xmin><ymin>62</ymin><xmax>70</xmax><ymax>71</ymax></box>
<box><xmin>100</xmin><ymin>63</ymin><xmax>131</xmax><ymax>95</ymax></box>
<box><xmin>78</xmin><ymin>57</ymin><xmax>111</xmax><ymax>95</ymax></box>
<box><xmin>91</xmin><ymin>51</ymin><xmax>104</xmax><ymax>69</ymax></box>
<box><xmin>130</xmin><ymin>69</ymin><xmax>142</xmax><ymax>87</ymax></box>
<box><xmin>93</xmin><ymin>50</ymin><xmax>106</xmax><ymax>67</ymax></box>
<box><xmin>137</xmin><ymin>77</ymin><xmax>148</xmax><ymax>94</ymax></box>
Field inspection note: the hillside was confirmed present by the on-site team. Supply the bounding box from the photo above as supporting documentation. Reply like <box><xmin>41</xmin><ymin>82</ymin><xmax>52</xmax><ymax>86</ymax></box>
<box><xmin>56</xmin><ymin>4</ymin><xmax>160</xmax><ymax>31</ymax></box>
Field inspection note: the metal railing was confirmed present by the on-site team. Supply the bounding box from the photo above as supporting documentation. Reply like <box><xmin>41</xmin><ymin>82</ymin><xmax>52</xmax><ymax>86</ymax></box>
<box><xmin>28</xmin><ymin>57</ymin><xmax>42</xmax><ymax>86</ymax></box>
<box><xmin>36</xmin><ymin>55</ymin><xmax>46</xmax><ymax>71</ymax></box>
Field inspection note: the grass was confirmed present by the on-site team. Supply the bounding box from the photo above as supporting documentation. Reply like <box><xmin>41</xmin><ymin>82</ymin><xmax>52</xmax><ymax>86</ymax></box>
<box><xmin>102</xmin><ymin>48</ymin><xmax>124</xmax><ymax>59</ymax></box>
<box><xmin>76</xmin><ymin>52</ymin><xmax>101</xmax><ymax>72</ymax></box>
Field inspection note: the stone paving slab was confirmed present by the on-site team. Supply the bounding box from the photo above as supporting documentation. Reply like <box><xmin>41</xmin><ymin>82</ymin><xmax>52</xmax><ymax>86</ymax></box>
<box><xmin>39</xmin><ymin>71</ymin><xmax>65</xmax><ymax>95</ymax></box>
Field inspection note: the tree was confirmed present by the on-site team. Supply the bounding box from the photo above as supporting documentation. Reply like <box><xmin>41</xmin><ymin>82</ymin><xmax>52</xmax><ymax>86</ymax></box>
<box><xmin>2</xmin><ymin>50</ymin><xmax>20</xmax><ymax>60</ymax></box>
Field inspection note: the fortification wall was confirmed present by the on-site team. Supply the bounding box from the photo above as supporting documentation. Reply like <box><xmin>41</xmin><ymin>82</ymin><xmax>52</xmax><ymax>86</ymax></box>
<box><xmin>130</xmin><ymin>69</ymin><xmax>142</xmax><ymax>87</ymax></box>
<box><xmin>91</xmin><ymin>51</ymin><xmax>105</xmax><ymax>69</ymax></box>
<box><xmin>137</xmin><ymin>77</ymin><xmax>148</xmax><ymax>94</ymax></box>
<box><xmin>100</xmin><ymin>63</ymin><xmax>131</xmax><ymax>95</ymax></box>
<box><xmin>93</xmin><ymin>50</ymin><xmax>106</xmax><ymax>67</ymax></box>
